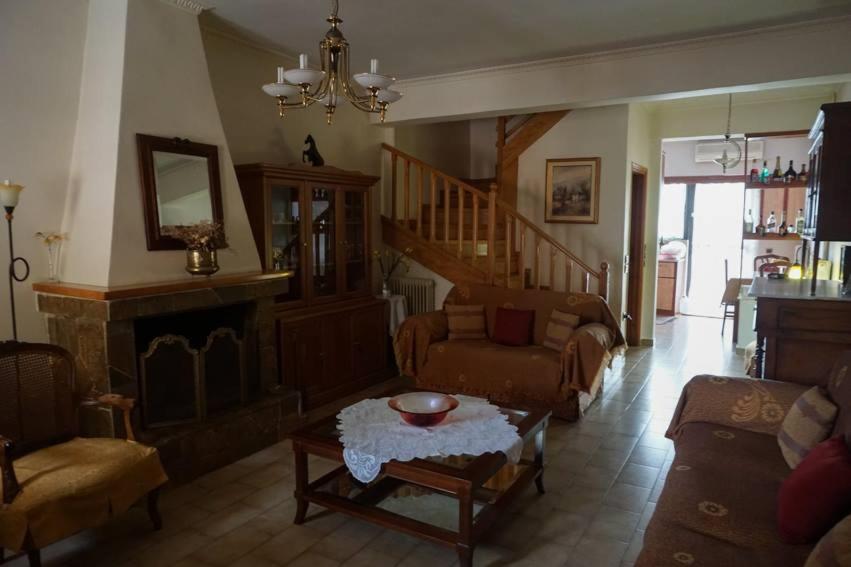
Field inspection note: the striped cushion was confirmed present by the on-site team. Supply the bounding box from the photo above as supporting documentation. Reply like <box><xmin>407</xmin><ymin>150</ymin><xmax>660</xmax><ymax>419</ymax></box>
<box><xmin>543</xmin><ymin>309</ymin><xmax>581</xmax><ymax>351</ymax></box>
<box><xmin>805</xmin><ymin>514</ymin><xmax>851</xmax><ymax>567</ymax></box>
<box><xmin>446</xmin><ymin>304</ymin><xmax>487</xmax><ymax>340</ymax></box>
<box><xmin>778</xmin><ymin>387</ymin><xmax>839</xmax><ymax>469</ymax></box>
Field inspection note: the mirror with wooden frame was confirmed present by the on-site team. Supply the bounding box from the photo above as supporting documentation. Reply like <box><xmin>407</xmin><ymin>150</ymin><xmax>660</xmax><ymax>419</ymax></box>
<box><xmin>137</xmin><ymin>134</ymin><xmax>225</xmax><ymax>250</ymax></box>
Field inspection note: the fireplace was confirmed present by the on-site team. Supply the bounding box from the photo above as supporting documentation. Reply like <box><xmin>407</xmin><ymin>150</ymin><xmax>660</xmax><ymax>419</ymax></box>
<box><xmin>135</xmin><ymin>304</ymin><xmax>249</xmax><ymax>428</ymax></box>
<box><xmin>33</xmin><ymin>273</ymin><xmax>297</xmax><ymax>482</ymax></box>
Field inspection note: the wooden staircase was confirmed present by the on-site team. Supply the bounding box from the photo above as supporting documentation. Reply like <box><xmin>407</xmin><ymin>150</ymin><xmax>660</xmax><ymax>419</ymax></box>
<box><xmin>381</xmin><ymin>143</ymin><xmax>609</xmax><ymax>299</ymax></box>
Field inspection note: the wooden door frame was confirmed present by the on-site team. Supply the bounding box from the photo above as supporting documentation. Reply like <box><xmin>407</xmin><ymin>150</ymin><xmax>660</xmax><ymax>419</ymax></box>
<box><xmin>626</xmin><ymin>163</ymin><xmax>648</xmax><ymax>347</ymax></box>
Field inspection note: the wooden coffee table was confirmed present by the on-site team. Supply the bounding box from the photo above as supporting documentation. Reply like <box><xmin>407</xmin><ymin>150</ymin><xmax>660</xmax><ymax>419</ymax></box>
<box><xmin>289</xmin><ymin>395</ymin><xmax>550</xmax><ymax>566</ymax></box>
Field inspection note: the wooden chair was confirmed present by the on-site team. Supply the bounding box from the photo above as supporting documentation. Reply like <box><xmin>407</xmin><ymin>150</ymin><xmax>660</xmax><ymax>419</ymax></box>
<box><xmin>0</xmin><ymin>341</ymin><xmax>168</xmax><ymax>566</ymax></box>
<box><xmin>758</xmin><ymin>259</ymin><xmax>793</xmax><ymax>277</ymax></box>
<box><xmin>754</xmin><ymin>254</ymin><xmax>790</xmax><ymax>276</ymax></box>
<box><xmin>721</xmin><ymin>259</ymin><xmax>737</xmax><ymax>336</ymax></box>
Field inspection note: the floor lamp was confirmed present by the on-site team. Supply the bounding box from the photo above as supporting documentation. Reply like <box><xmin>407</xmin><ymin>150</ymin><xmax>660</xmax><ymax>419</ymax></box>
<box><xmin>1</xmin><ymin>180</ymin><xmax>29</xmax><ymax>341</ymax></box>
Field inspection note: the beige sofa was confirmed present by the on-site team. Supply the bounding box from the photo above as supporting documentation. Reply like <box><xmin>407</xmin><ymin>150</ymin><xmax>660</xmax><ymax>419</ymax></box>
<box><xmin>393</xmin><ymin>283</ymin><xmax>625</xmax><ymax>420</ymax></box>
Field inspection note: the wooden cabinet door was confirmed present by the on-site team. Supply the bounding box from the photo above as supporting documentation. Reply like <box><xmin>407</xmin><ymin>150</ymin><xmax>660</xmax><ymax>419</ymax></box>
<box><xmin>279</xmin><ymin>318</ymin><xmax>323</xmax><ymax>398</ymax></box>
<box><xmin>340</xmin><ymin>187</ymin><xmax>370</xmax><ymax>297</ymax></box>
<box><xmin>306</xmin><ymin>184</ymin><xmax>340</xmax><ymax>303</ymax></box>
<box><xmin>321</xmin><ymin>310</ymin><xmax>352</xmax><ymax>388</ymax></box>
<box><xmin>351</xmin><ymin>304</ymin><xmax>386</xmax><ymax>379</ymax></box>
<box><xmin>267</xmin><ymin>179</ymin><xmax>305</xmax><ymax>303</ymax></box>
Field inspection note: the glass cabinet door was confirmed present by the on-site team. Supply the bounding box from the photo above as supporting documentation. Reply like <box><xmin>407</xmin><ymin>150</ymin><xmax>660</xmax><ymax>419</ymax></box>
<box><xmin>343</xmin><ymin>189</ymin><xmax>368</xmax><ymax>294</ymax></box>
<box><xmin>269</xmin><ymin>182</ymin><xmax>302</xmax><ymax>302</ymax></box>
<box><xmin>310</xmin><ymin>186</ymin><xmax>337</xmax><ymax>298</ymax></box>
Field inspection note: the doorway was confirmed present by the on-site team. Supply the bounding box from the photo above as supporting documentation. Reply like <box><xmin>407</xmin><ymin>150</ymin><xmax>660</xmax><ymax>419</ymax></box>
<box><xmin>625</xmin><ymin>164</ymin><xmax>648</xmax><ymax>346</ymax></box>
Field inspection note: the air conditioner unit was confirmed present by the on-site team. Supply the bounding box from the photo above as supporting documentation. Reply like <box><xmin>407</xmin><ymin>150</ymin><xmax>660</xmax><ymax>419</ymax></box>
<box><xmin>694</xmin><ymin>140</ymin><xmax>762</xmax><ymax>163</ymax></box>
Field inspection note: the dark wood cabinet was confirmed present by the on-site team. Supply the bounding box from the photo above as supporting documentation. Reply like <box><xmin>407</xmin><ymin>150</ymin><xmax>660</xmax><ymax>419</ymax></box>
<box><xmin>236</xmin><ymin>164</ymin><xmax>392</xmax><ymax>408</ymax></box>
<box><xmin>803</xmin><ymin>102</ymin><xmax>851</xmax><ymax>242</ymax></box>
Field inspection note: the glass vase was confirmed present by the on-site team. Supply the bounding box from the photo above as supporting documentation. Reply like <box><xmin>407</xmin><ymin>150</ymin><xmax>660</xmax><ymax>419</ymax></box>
<box><xmin>46</xmin><ymin>241</ymin><xmax>61</xmax><ymax>282</ymax></box>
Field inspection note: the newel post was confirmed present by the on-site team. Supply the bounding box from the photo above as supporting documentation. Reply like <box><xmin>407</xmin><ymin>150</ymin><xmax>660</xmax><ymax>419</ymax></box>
<box><xmin>599</xmin><ymin>261</ymin><xmax>609</xmax><ymax>302</ymax></box>
<box><xmin>487</xmin><ymin>183</ymin><xmax>498</xmax><ymax>285</ymax></box>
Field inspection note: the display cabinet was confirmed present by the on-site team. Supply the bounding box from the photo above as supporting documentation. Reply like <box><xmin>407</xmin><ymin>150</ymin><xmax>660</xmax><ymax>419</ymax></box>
<box><xmin>236</xmin><ymin>163</ymin><xmax>391</xmax><ymax>407</ymax></box>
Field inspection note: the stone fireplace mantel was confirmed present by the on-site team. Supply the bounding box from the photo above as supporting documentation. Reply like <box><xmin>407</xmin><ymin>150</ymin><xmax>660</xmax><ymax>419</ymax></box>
<box><xmin>33</xmin><ymin>271</ymin><xmax>297</xmax><ymax>482</ymax></box>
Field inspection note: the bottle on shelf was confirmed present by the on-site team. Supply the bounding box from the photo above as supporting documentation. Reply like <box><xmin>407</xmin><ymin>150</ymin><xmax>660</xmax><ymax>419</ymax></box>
<box><xmin>766</xmin><ymin>210</ymin><xmax>777</xmax><ymax>232</ymax></box>
<box><xmin>795</xmin><ymin>208</ymin><xmax>805</xmax><ymax>234</ymax></box>
<box><xmin>756</xmin><ymin>216</ymin><xmax>766</xmax><ymax>237</ymax></box>
<box><xmin>778</xmin><ymin>211</ymin><xmax>788</xmax><ymax>236</ymax></box>
<box><xmin>799</xmin><ymin>163</ymin><xmax>808</xmax><ymax>182</ymax></box>
<box><xmin>760</xmin><ymin>160</ymin><xmax>770</xmax><ymax>184</ymax></box>
<box><xmin>783</xmin><ymin>160</ymin><xmax>797</xmax><ymax>184</ymax></box>
<box><xmin>744</xmin><ymin>209</ymin><xmax>755</xmax><ymax>234</ymax></box>
<box><xmin>749</xmin><ymin>159</ymin><xmax>760</xmax><ymax>183</ymax></box>
<box><xmin>771</xmin><ymin>157</ymin><xmax>783</xmax><ymax>182</ymax></box>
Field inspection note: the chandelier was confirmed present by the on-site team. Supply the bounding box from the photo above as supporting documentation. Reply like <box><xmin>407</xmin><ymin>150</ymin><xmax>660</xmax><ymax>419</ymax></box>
<box><xmin>261</xmin><ymin>0</ymin><xmax>402</xmax><ymax>125</ymax></box>
<box><xmin>713</xmin><ymin>93</ymin><xmax>742</xmax><ymax>173</ymax></box>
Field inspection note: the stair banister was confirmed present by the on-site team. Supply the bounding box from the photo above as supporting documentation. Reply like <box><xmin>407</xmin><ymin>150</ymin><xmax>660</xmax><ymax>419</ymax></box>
<box><xmin>487</xmin><ymin>183</ymin><xmax>497</xmax><ymax>284</ymax></box>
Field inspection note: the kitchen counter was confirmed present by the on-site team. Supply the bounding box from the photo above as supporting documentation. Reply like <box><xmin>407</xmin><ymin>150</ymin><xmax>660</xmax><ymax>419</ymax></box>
<box><xmin>748</xmin><ymin>278</ymin><xmax>851</xmax><ymax>302</ymax></box>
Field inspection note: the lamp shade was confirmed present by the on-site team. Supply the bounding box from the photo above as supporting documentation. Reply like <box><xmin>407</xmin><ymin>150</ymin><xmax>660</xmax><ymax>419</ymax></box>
<box><xmin>376</xmin><ymin>89</ymin><xmax>402</xmax><ymax>103</ymax></box>
<box><xmin>283</xmin><ymin>68</ymin><xmax>325</xmax><ymax>86</ymax></box>
<box><xmin>0</xmin><ymin>180</ymin><xmax>23</xmax><ymax>208</ymax></box>
<box><xmin>353</xmin><ymin>72</ymin><xmax>394</xmax><ymax>90</ymax></box>
<box><xmin>262</xmin><ymin>82</ymin><xmax>301</xmax><ymax>98</ymax></box>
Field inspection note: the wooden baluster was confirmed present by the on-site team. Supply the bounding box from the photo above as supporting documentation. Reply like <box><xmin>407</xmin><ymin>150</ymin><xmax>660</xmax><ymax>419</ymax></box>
<box><xmin>457</xmin><ymin>187</ymin><xmax>464</xmax><ymax>258</ymax></box>
<box><xmin>444</xmin><ymin>178</ymin><xmax>450</xmax><ymax>244</ymax></box>
<box><xmin>599</xmin><ymin>262</ymin><xmax>610</xmax><ymax>301</ymax></box>
<box><xmin>549</xmin><ymin>247</ymin><xmax>556</xmax><ymax>290</ymax></box>
<box><xmin>505</xmin><ymin>214</ymin><xmax>512</xmax><ymax>287</ymax></box>
<box><xmin>565</xmin><ymin>259</ymin><xmax>573</xmax><ymax>292</ymax></box>
<box><xmin>487</xmin><ymin>183</ymin><xmax>497</xmax><ymax>284</ymax></box>
<box><xmin>581</xmin><ymin>271</ymin><xmax>590</xmax><ymax>293</ymax></box>
<box><xmin>416</xmin><ymin>165</ymin><xmax>423</xmax><ymax>237</ymax></box>
<box><xmin>391</xmin><ymin>153</ymin><xmax>397</xmax><ymax>223</ymax></box>
<box><xmin>519</xmin><ymin>225</ymin><xmax>526</xmax><ymax>289</ymax></box>
<box><xmin>471</xmin><ymin>197</ymin><xmax>479</xmax><ymax>266</ymax></box>
<box><xmin>429</xmin><ymin>171</ymin><xmax>437</xmax><ymax>242</ymax></box>
<box><xmin>403</xmin><ymin>159</ymin><xmax>411</xmax><ymax>228</ymax></box>
<box><xmin>534</xmin><ymin>235</ymin><xmax>541</xmax><ymax>290</ymax></box>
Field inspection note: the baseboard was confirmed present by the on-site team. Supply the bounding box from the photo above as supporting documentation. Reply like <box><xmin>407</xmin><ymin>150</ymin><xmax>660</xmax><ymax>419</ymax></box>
<box><xmin>640</xmin><ymin>338</ymin><xmax>655</xmax><ymax>346</ymax></box>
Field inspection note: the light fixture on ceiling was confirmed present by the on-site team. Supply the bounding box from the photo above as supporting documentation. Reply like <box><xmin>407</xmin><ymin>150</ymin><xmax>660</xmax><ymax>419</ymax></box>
<box><xmin>713</xmin><ymin>93</ymin><xmax>741</xmax><ymax>173</ymax></box>
<box><xmin>261</xmin><ymin>0</ymin><xmax>402</xmax><ymax>125</ymax></box>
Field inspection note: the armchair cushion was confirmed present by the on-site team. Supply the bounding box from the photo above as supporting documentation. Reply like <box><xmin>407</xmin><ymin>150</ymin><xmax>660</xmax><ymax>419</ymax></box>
<box><xmin>445</xmin><ymin>304</ymin><xmax>487</xmax><ymax>340</ymax></box>
<box><xmin>778</xmin><ymin>387</ymin><xmax>838</xmax><ymax>469</ymax></box>
<box><xmin>666</xmin><ymin>375</ymin><xmax>809</xmax><ymax>441</ymax></box>
<box><xmin>827</xmin><ymin>351</ymin><xmax>851</xmax><ymax>446</ymax></box>
<box><xmin>492</xmin><ymin>307</ymin><xmax>534</xmax><ymax>346</ymax></box>
<box><xmin>0</xmin><ymin>437</ymin><xmax>168</xmax><ymax>552</ymax></box>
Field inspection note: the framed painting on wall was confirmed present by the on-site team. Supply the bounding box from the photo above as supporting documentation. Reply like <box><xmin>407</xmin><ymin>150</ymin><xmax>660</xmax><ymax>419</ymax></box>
<box><xmin>544</xmin><ymin>157</ymin><xmax>601</xmax><ymax>224</ymax></box>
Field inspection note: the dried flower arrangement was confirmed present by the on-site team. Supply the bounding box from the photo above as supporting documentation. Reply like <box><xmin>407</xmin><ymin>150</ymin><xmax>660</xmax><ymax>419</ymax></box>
<box><xmin>373</xmin><ymin>247</ymin><xmax>412</xmax><ymax>283</ymax></box>
<box><xmin>163</xmin><ymin>221</ymin><xmax>226</xmax><ymax>251</ymax></box>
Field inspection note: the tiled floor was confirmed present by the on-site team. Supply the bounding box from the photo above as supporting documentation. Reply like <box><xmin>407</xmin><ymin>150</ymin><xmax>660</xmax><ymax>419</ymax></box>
<box><xmin>7</xmin><ymin>315</ymin><xmax>745</xmax><ymax>567</ymax></box>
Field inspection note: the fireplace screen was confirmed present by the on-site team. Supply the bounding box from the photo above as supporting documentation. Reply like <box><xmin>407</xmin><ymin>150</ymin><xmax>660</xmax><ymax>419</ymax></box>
<box><xmin>139</xmin><ymin>327</ymin><xmax>245</xmax><ymax>428</ymax></box>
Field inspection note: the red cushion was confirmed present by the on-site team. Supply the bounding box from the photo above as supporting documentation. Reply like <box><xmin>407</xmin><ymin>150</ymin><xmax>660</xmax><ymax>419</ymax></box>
<box><xmin>492</xmin><ymin>307</ymin><xmax>535</xmax><ymax>347</ymax></box>
<box><xmin>778</xmin><ymin>436</ymin><xmax>851</xmax><ymax>543</ymax></box>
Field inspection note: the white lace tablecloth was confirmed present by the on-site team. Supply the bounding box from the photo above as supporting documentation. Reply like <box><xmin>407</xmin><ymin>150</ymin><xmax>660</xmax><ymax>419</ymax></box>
<box><xmin>338</xmin><ymin>395</ymin><xmax>523</xmax><ymax>483</ymax></box>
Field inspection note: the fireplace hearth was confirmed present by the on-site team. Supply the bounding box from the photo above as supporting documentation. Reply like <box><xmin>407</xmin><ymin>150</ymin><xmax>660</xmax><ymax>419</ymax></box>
<box><xmin>33</xmin><ymin>273</ymin><xmax>297</xmax><ymax>482</ymax></box>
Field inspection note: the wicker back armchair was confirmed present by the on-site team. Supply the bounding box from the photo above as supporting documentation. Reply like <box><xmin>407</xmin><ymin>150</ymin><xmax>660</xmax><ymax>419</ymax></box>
<box><xmin>0</xmin><ymin>342</ymin><xmax>78</xmax><ymax>457</ymax></box>
<box><xmin>0</xmin><ymin>342</ymin><xmax>168</xmax><ymax>567</ymax></box>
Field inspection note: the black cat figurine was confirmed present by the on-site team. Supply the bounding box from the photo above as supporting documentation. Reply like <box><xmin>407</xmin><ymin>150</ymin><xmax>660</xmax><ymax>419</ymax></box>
<box><xmin>302</xmin><ymin>134</ymin><xmax>325</xmax><ymax>167</ymax></box>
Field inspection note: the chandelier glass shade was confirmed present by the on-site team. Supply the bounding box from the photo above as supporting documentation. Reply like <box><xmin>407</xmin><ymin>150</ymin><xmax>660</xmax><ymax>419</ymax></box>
<box><xmin>261</xmin><ymin>0</ymin><xmax>402</xmax><ymax>125</ymax></box>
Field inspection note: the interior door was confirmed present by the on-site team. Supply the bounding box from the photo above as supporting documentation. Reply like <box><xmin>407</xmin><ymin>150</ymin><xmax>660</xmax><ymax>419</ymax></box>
<box><xmin>625</xmin><ymin>165</ymin><xmax>647</xmax><ymax>346</ymax></box>
<box><xmin>307</xmin><ymin>184</ymin><xmax>339</xmax><ymax>303</ymax></box>
<box><xmin>341</xmin><ymin>187</ymin><xmax>370</xmax><ymax>297</ymax></box>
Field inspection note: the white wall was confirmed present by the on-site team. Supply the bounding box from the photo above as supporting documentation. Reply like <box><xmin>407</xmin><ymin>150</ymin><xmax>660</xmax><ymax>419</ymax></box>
<box><xmin>517</xmin><ymin>106</ymin><xmax>631</xmax><ymax>324</ymax></box>
<box><xmin>394</xmin><ymin>122</ymin><xmax>470</xmax><ymax>179</ymax></box>
<box><xmin>107</xmin><ymin>0</ymin><xmax>260</xmax><ymax>284</ymax></box>
<box><xmin>0</xmin><ymin>0</ymin><xmax>88</xmax><ymax>341</ymax></box>
<box><xmin>469</xmin><ymin>118</ymin><xmax>498</xmax><ymax>179</ymax></box>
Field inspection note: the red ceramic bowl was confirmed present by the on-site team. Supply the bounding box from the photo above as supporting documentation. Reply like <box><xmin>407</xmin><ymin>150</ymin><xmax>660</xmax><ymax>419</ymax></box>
<box><xmin>388</xmin><ymin>392</ymin><xmax>459</xmax><ymax>427</ymax></box>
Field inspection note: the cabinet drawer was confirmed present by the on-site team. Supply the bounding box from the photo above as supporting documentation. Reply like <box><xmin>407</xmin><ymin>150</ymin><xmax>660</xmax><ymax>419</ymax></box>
<box><xmin>658</xmin><ymin>261</ymin><xmax>676</xmax><ymax>278</ymax></box>
<box><xmin>777</xmin><ymin>305</ymin><xmax>851</xmax><ymax>333</ymax></box>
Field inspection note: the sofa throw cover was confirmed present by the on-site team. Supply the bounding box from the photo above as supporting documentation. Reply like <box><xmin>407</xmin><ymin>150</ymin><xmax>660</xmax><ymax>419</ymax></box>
<box><xmin>827</xmin><ymin>350</ymin><xmax>851</xmax><ymax>447</ymax></box>
<box><xmin>446</xmin><ymin>304</ymin><xmax>487</xmax><ymax>340</ymax></box>
<box><xmin>805</xmin><ymin>514</ymin><xmax>851</xmax><ymax>567</ymax></box>
<box><xmin>778</xmin><ymin>386</ymin><xmax>838</xmax><ymax>469</ymax></box>
<box><xmin>543</xmin><ymin>309</ymin><xmax>581</xmax><ymax>352</ymax></box>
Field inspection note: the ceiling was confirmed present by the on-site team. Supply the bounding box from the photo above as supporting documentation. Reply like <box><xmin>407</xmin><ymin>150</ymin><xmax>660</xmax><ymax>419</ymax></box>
<box><xmin>201</xmin><ymin>0</ymin><xmax>851</xmax><ymax>79</ymax></box>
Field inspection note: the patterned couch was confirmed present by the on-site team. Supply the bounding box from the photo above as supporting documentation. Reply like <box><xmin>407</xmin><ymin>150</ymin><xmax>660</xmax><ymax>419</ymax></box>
<box><xmin>637</xmin><ymin>365</ymin><xmax>851</xmax><ymax>566</ymax></box>
<box><xmin>393</xmin><ymin>283</ymin><xmax>625</xmax><ymax>420</ymax></box>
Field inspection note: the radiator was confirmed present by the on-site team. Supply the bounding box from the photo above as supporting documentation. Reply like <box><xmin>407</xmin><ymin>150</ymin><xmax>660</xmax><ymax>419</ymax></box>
<box><xmin>388</xmin><ymin>277</ymin><xmax>436</xmax><ymax>314</ymax></box>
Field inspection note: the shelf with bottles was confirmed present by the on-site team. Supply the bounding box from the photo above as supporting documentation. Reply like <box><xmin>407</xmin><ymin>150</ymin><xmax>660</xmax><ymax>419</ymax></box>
<box><xmin>742</xmin><ymin>232</ymin><xmax>801</xmax><ymax>241</ymax></box>
<box><xmin>744</xmin><ymin>181</ymin><xmax>807</xmax><ymax>190</ymax></box>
